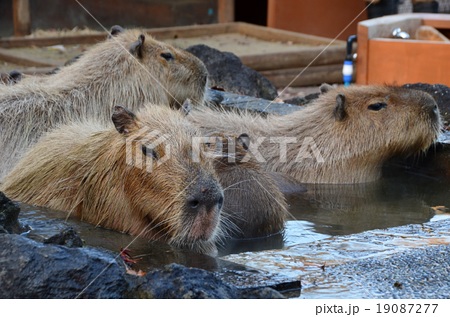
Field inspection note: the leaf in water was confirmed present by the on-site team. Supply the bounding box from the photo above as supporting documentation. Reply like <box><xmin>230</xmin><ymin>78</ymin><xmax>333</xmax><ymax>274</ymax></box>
<box><xmin>431</xmin><ymin>206</ymin><xmax>449</xmax><ymax>214</ymax></box>
<box><xmin>120</xmin><ymin>247</ymin><xmax>138</xmax><ymax>264</ymax></box>
<box><xmin>126</xmin><ymin>268</ymin><xmax>146</xmax><ymax>277</ymax></box>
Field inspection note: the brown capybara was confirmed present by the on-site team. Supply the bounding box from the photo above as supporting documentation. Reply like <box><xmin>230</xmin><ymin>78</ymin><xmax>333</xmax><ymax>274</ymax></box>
<box><xmin>0</xmin><ymin>104</ymin><xmax>224</xmax><ymax>255</ymax></box>
<box><xmin>209</xmin><ymin>133</ymin><xmax>287</xmax><ymax>239</ymax></box>
<box><xmin>0</xmin><ymin>25</ymin><xmax>208</xmax><ymax>181</ymax></box>
<box><xmin>189</xmin><ymin>84</ymin><xmax>442</xmax><ymax>184</ymax></box>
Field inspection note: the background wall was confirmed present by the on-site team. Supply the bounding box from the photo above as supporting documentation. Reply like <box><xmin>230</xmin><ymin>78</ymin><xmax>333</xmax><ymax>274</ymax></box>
<box><xmin>1</xmin><ymin>0</ymin><xmax>218</xmax><ymax>37</ymax></box>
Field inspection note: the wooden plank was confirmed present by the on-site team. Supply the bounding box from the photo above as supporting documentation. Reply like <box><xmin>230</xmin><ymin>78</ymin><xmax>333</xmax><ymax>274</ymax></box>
<box><xmin>260</xmin><ymin>64</ymin><xmax>343</xmax><ymax>87</ymax></box>
<box><xmin>217</xmin><ymin>0</ymin><xmax>234</xmax><ymax>23</ymax></box>
<box><xmin>147</xmin><ymin>23</ymin><xmax>239</xmax><ymax>40</ymax></box>
<box><xmin>356</xmin><ymin>23</ymin><xmax>369</xmax><ymax>85</ymax></box>
<box><xmin>359</xmin><ymin>15</ymin><xmax>422</xmax><ymax>39</ymax></box>
<box><xmin>236</xmin><ymin>22</ymin><xmax>346</xmax><ymax>46</ymax></box>
<box><xmin>421</xmin><ymin>13</ymin><xmax>450</xmax><ymax>29</ymax></box>
<box><xmin>416</xmin><ymin>26</ymin><xmax>449</xmax><ymax>42</ymax></box>
<box><xmin>0</xmin><ymin>22</ymin><xmax>342</xmax><ymax>49</ymax></box>
<box><xmin>13</xmin><ymin>0</ymin><xmax>31</xmax><ymax>36</ymax></box>
<box><xmin>0</xmin><ymin>33</ymin><xmax>106</xmax><ymax>49</ymax></box>
<box><xmin>0</xmin><ymin>23</ymin><xmax>240</xmax><ymax>48</ymax></box>
<box><xmin>358</xmin><ymin>13</ymin><xmax>450</xmax><ymax>39</ymax></box>
<box><xmin>0</xmin><ymin>47</ymin><xmax>59</xmax><ymax>67</ymax></box>
<box><xmin>240</xmin><ymin>45</ymin><xmax>346</xmax><ymax>71</ymax></box>
<box><xmin>366</xmin><ymin>39</ymin><xmax>450</xmax><ymax>86</ymax></box>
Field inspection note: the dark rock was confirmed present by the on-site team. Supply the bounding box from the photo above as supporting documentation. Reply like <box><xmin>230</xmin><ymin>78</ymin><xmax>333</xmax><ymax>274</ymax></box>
<box><xmin>413</xmin><ymin>1</ymin><xmax>439</xmax><ymax>13</ymax></box>
<box><xmin>207</xmin><ymin>89</ymin><xmax>301</xmax><ymax>116</ymax></box>
<box><xmin>403</xmin><ymin>83</ymin><xmax>450</xmax><ymax>125</ymax></box>
<box><xmin>186</xmin><ymin>44</ymin><xmax>278</xmax><ymax>100</ymax></box>
<box><xmin>43</xmin><ymin>227</ymin><xmax>84</xmax><ymax>248</ymax></box>
<box><xmin>0</xmin><ymin>234</ymin><xmax>284</xmax><ymax>299</ymax></box>
<box><xmin>0</xmin><ymin>234</ymin><xmax>129</xmax><ymax>298</ymax></box>
<box><xmin>283</xmin><ymin>96</ymin><xmax>308</xmax><ymax>106</ymax></box>
<box><xmin>134</xmin><ymin>263</ymin><xmax>284</xmax><ymax>299</ymax></box>
<box><xmin>0</xmin><ymin>191</ymin><xmax>29</xmax><ymax>234</ymax></box>
<box><xmin>284</xmin><ymin>92</ymin><xmax>320</xmax><ymax>106</ymax></box>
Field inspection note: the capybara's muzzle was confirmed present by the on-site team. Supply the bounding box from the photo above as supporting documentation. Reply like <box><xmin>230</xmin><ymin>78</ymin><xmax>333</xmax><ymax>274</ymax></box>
<box><xmin>185</xmin><ymin>175</ymin><xmax>224</xmax><ymax>215</ymax></box>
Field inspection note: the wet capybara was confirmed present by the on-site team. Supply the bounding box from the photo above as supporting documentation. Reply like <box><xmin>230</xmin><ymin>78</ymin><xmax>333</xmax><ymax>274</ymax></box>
<box><xmin>0</xmin><ymin>25</ymin><xmax>208</xmax><ymax>181</ymax></box>
<box><xmin>0</xmin><ymin>105</ymin><xmax>224</xmax><ymax>255</ymax></box>
<box><xmin>209</xmin><ymin>133</ymin><xmax>287</xmax><ymax>239</ymax></box>
<box><xmin>189</xmin><ymin>84</ymin><xmax>442</xmax><ymax>184</ymax></box>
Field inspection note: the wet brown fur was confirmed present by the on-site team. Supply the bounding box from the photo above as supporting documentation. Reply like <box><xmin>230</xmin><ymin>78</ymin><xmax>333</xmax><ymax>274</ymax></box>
<box><xmin>1</xmin><ymin>105</ymin><xmax>223</xmax><ymax>254</ymax></box>
<box><xmin>190</xmin><ymin>85</ymin><xmax>442</xmax><ymax>184</ymax></box>
<box><xmin>211</xmin><ymin>134</ymin><xmax>287</xmax><ymax>239</ymax></box>
<box><xmin>0</xmin><ymin>27</ymin><xmax>208</xmax><ymax>180</ymax></box>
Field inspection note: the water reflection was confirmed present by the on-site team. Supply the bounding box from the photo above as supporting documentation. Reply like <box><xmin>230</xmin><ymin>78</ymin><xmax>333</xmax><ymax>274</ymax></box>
<box><xmin>285</xmin><ymin>146</ymin><xmax>450</xmax><ymax>237</ymax></box>
<box><xmin>20</xmin><ymin>205</ymin><xmax>221</xmax><ymax>271</ymax></box>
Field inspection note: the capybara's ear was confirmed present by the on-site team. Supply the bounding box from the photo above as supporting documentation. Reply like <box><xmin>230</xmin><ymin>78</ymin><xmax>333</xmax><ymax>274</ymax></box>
<box><xmin>320</xmin><ymin>83</ymin><xmax>334</xmax><ymax>94</ymax></box>
<box><xmin>129</xmin><ymin>34</ymin><xmax>145</xmax><ymax>58</ymax></box>
<box><xmin>333</xmin><ymin>93</ymin><xmax>347</xmax><ymax>121</ymax></box>
<box><xmin>109</xmin><ymin>25</ymin><xmax>125</xmax><ymax>38</ymax></box>
<box><xmin>237</xmin><ymin>133</ymin><xmax>250</xmax><ymax>151</ymax></box>
<box><xmin>112</xmin><ymin>105</ymin><xmax>139</xmax><ymax>135</ymax></box>
<box><xmin>181</xmin><ymin>99</ymin><xmax>192</xmax><ymax>116</ymax></box>
<box><xmin>8</xmin><ymin>70</ymin><xmax>22</xmax><ymax>83</ymax></box>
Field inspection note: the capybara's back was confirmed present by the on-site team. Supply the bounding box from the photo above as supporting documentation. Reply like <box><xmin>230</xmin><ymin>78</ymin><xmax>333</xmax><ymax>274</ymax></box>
<box><xmin>190</xmin><ymin>85</ymin><xmax>442</xmax><ymax>183</ymax></box>
<box><xmin>0</xmin><ymin>26</ymin><xmax>208</xmax><ymax>181</ymax></box>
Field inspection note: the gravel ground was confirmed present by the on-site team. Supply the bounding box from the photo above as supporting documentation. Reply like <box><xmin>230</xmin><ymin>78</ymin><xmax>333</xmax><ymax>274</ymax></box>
<box><xmin>305</xmin><ymin>244</ymin><xmax>450</xmax><ymax>299</ymax></box>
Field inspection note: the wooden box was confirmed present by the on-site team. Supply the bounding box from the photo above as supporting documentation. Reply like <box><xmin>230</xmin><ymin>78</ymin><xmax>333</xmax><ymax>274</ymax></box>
<box><xmin>356</xmin><ymin>13</ymin><xmax>450</xmax><ymax>86</ymax></box>
<box><xmin>0</xmin><ymin>22</ymin><xmax>346</xmax><ymax>87</ymax></box>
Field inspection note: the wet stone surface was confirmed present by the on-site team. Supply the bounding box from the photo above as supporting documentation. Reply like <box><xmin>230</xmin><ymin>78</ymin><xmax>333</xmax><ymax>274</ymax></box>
<box><xmin>222</xmin><ymin>218</ymin><xmax>450</xmax><ymax>299</ymax></box>
<box><xmin>310</xmin><ymin>244</ymin><xmax>450</xmax><ymax>299</ymax></box>
<box><xmin>1</xmin><ymin>203</ymin><xmax>295</xmax><ymax>298</ymax></box>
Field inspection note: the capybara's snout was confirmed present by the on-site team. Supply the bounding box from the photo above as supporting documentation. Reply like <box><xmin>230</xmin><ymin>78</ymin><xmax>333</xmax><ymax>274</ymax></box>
<box><xmin>185</xmin><ymin>175</ymin><xmax>224</xmax><ymax>216</ymax></box>
<box><xmin>421</xmin><ymin>93</ymin><xmax>440</xmax><ymax>120</ymax></box>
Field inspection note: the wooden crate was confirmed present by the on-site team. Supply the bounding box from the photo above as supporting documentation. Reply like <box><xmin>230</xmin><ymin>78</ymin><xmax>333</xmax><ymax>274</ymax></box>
<box><xmin>356</xmin><ymin>13</ymin><xmax>450</xmax><ymax>86</ymax></box>
<box><xmin>0</xmin><ymin>22</ymin><xmax>346</xmax><ymax>87</ymax></box>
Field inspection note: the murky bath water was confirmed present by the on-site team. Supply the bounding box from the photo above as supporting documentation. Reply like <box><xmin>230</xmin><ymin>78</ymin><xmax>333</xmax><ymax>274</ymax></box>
<box><xmin>15</xmin><ymin>144</ymin><xmax>450</xmax><ymax>297</ymax></box>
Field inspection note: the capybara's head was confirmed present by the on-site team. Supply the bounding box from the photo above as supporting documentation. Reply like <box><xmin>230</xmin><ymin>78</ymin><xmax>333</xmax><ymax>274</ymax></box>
<box><xmin>206</xmin><ymin>133</ymin><xmax>287</xmax><ymax>239</ymax></box>
<box><xmin>105</xmin><ymin>26</ymin><xmax>208</xmax><ymax>109</ymax></box>
<box><xmin>0</xmin><ymin>104</ymin><xmax>224</xmax><ymax>255</ymax></box>
<box><xmin>112</xmin><ymin>105</ymin><xmax>224</xmax><ymax>253</ymax></box>
<box><xmin>313</xmin><ymin>84</ymin><xmax>442</xmax><ymax>160</ymax></box>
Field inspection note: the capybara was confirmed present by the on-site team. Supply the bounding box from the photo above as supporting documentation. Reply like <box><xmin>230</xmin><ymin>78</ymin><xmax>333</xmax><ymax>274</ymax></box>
<box><xmin>189</xmin><ymin>84</ymin><xmax>442</xmax><ymax>184</ymax></box>
<box><xmin>1</xmin><ymin>105</ymin><xmax>224</xmax><ymax>255</ymax></box>
<box><xmin>0</xmin><ymin>25</ymin><xmax>208</xmax><ymax>180</ymax></box>
<box><xmin>210</xmin><ymin>133</ymin><xmax>287</xmax><ymax>239</ymax></box>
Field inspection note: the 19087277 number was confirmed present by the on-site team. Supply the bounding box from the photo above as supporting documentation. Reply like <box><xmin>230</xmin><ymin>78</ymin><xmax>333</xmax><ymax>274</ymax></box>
<box><xmin>376</xmin><ymin>303</ymin><xmax>438</xmax><ymax>314</ymax></box>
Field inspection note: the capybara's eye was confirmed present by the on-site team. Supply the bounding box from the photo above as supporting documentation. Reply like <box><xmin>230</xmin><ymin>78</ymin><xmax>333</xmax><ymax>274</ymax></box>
<box><xmin>160</xmin><ymin>52</ymin><xmax>174</xmax><ymax>61</ymax></box>
<box><xmin>141</xmin><ymin>145</ymin><xmax>159</xmax><ymax>160</ymax></box>
<box><xmin>368</xmin><ymin>102</ymin><xmax>387</xmax><ymax>111</ymax></box>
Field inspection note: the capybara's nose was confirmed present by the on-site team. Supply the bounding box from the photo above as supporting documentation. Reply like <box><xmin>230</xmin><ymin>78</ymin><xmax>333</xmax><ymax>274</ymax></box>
<box><xmin>186</xmin><ymin>188</ymin><xmax>224</xmax><ymax>214</ymax></box>
<box><xmin>186</xmin><ymin>176</ymin><xmax>224</xmax><ymax>214</ymax></box>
